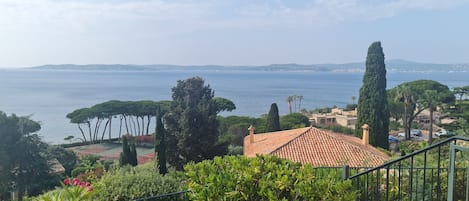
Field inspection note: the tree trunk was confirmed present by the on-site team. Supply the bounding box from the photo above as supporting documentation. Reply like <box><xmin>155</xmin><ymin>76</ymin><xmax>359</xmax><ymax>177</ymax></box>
<box><xmin>119</xmin><ymin>116</ymin><xmax>123</xmax><ymax>138</ymax></box>
<box><xmin>109</xmin><ymin>117</ymin><xmax>112</xmax><ymax>140</ymax></box>
<box><xmin>141</xmin><ymin>116</ymin><xmax>145</xmax><ymax>135</ymax></box>
<box><xmin>146</xmin><ymin>115</ymin><xmax>151</xmax><ymax>135</ymax></box>
<box><xmin>136</xmin><ymin>116</ymin><xmax>141</xmax><ymax>136</ymax></box>
<box><xmin>403</xmin><ymin>103</ymin><xmax>409</xmax><ymax>140</ymax></box>
<box><xmin>78</xmin><ymin>124</ymin><xmax>87</xmax><ymax>142</ymax></box>
<box><xmin>87</xmin><ymin>121</ymin><xmax>92</xmax><ymax>144</ymax></box>
<box><xmin>130</xmin><ymin>116</ymin><xmax>137</xmax><ymax>136</ymax></box>
<box><xmin>428</xmin><ymin>108</ymin><xmax>434</xmax><ymax>144</ymax></box>
<box><xmin>101</xmin><ymin>119</ymin><xmax>110</xmax><ymax>141</ymax></box>
<box><xmin>124</xmin><ymin>115</ymin><xmax>130</xmax><ymax>135</ymax></box>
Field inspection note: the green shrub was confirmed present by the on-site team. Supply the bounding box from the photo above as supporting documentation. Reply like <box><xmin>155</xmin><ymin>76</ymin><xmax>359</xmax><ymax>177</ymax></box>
<box><xmin>71</xmin><ymin>167</ymin><xmax>87</xmax><ymax>178</ymax></box>
<box><xmin>91</xmin><ymin>163</ymin><xmax>185</xmax><ymax>201</ymax></box>
<box><xmin>185</xmin><ymin>155</ymin><xmax>359</xmax><ymax>201</ymax></box>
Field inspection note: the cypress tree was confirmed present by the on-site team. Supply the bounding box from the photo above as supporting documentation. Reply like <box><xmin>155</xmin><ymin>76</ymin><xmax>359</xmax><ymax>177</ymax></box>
<box><xmin>356</xmin><ymin>41</ymin><xmax>390</xmax><ymax>149</ymax></box>
<box><xmin>266</xmin><ymin>103</ymin><xmax>281</xmax><ymax>132</ymax></box>
<box><xmin>155</xmin><ymin>107</ymin><xmax>167</xmax><ymax>174</ymax></box>
<box><xmin>130</xmin><ymin>143</ymin><xmax>138</xmax><ymax>166</ymax></box>
<box><xmin>165</xmin><ymin>77</ymin><xmax>227</xmax><ymax>170</ymax></box>
<box><xmin>119</xmin><ymin>136</ymin><xmax>131</xmax><ymax>166</ymax></box>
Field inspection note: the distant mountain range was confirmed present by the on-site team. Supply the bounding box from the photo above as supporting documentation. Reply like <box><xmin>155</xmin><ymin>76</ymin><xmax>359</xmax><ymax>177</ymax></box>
<box><xmin>30</xmin><ymin>59</ymin><xmax>469</xmax><ymax>73</ymax></box>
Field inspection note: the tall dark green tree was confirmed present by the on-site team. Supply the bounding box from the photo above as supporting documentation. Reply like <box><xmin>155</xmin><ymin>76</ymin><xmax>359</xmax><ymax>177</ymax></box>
<box><xmin>119</xmin><ymin>136</ymin><xmax>131</xmax><ymax>166</ymax></box>
<box><xmin>0</xmin><ymin>112</ymin><xmax>59</xmax><ymax>200</ymax></box>
<box><xmin>356</xmin><ymin>41</ymin><xmax>390</xmax><ymax>149</ymax></box>
<box><xmin>266</xmin><ymin>103</ymin><xmax>281</xmax><ymax>132</ymax></box>
<box><xmin>165</xmin><ymin>77</ymin><xmax>228</xmax><ymax>170</ymax></box>
<box><xmin>155</xmin><ymin>107</ymin><xmax>167</xmax><ymax>174</ymax></box>
<box><xmin>129</xmin><ymin>143</ymin><xmax>138</xmax><ymax>166</ymax></box>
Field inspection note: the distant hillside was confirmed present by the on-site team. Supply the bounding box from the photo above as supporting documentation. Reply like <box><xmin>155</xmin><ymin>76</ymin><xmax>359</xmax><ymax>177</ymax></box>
<box><xmin>30</xmin><ymin>60</ymin><xmax>469</xmax><ymax>72</ymax></box>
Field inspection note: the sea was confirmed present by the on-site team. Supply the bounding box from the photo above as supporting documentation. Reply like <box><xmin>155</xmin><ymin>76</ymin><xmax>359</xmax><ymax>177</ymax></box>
<box><xmin>0</xmin><ymin>69</ymin><xmax>468</xmax><ymax>144</ymax></box>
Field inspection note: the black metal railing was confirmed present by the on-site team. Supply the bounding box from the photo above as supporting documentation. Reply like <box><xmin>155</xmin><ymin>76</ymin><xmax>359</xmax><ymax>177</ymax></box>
<box><xmin>348</xmin><ymin>136</ymin><xmax>469</xmax><ymax>201</ymax></box>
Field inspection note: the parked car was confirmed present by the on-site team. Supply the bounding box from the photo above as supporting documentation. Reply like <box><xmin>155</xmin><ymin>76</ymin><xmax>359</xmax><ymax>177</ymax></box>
<box><xmin>388</xmin><ymin>135</ymin><xmax>400</xmax><ymax>143</ymax></box>
<box><xmin>435</xmin><ymin>130</ymin><xmax>455</xmax><ymax>137</ymax></box>
<box><xmin>410</xmin><ymin>129</ymin><xmax>422</xmax><ymax>136</ymax></box>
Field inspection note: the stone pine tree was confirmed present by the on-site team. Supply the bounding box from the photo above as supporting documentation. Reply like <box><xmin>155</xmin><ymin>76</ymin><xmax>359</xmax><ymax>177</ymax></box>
<box><xmin>165</xmin><ymin>77</ymin><xmax>228</xmax><ymax>170</ymax></box>
<box><xmin>266</xmin><ymin>103</ymin><xmax>281</xmax><ymax>132</ymax></box>
<box><xmin>155</xmin><ymin>106</ymin><xmax>167</xmax><ymax>174</ymax></box>
<box><xmin>356</xmin><ymin>41</ymin><xmax>390</xmax><ymax>149</ymax></box>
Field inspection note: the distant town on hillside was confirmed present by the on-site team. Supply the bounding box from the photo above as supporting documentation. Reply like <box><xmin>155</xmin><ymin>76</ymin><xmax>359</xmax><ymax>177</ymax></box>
<box><xmin>29</xmin><ymin>59</ymin><xmax>469</xmax><ymax>73</ymax></box>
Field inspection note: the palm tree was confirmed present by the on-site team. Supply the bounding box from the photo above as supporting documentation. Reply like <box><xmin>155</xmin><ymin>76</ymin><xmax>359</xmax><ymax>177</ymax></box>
<box><xmin>293</xmin><ymin>95</ymin><xmax>298</xmax><ymax>113</ymax></box>
<box><xmin>286</xmin><ymin>96</ymin><xmax>293</xmax><ymax>114</ymax></box>
<box><xmin>422</xmin><ymin>90</ymin><xmax>441</xmax><ymax>144</ymax></box>
<box><xmin>297</xmin><ymin>95</ymin><xmax>304</xmax><ymax>112</ymax></box>
<box><xmin>351</xmin><ymin>96</ymin><xmax>356</xmax><ymax>104</ymax></box>
<box><xmin>395</xmin><ymin>86</ymin><xmax>415</xmax><ymax>140</ymax></box>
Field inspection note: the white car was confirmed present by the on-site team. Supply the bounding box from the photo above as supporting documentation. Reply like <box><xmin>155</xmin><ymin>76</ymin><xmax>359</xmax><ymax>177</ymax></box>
<box><xmin>411</xmin><ymin>129</ymin><xmax>422</xmax><ymax>136</ymax></box>
<box><xmin>435</xmin><ymin>130</ymin><xmax>455</xmax><ymax>137</ymax></box>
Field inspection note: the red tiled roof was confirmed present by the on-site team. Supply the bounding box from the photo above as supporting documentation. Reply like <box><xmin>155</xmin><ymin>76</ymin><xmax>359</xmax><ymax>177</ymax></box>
<box><xmin>244</xmin><ymin>127</ymin><xmax>389</xmax><ymax>167</ymax></box>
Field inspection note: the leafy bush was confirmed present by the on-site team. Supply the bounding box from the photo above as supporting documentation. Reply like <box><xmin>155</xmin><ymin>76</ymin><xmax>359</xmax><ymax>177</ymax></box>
<box><xmin>322</xmin><ymin>125</ymin><xmax>355</xmax><ymax>135</ymax></box>
<box><xmin>91</xmin><ymin>163</ymin><xmax>185</xmax><ymax>201</ymax></box>
<box><xmin>185</xmin><ymin>155</ymin><xmax>359</xmax><ymax>201</ymax></box>
<box><xmin>30</xmin><ymin>178</ymin><xmax>94</xmax><ymax>201</ymax></box>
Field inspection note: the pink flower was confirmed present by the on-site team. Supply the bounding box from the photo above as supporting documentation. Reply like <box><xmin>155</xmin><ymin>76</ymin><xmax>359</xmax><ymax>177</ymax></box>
<box><xmin>72</xmin><ymin>178</ymin><xmax>81</xmax><ymax>186</ymax></box>
<box><xmin>87</xmin><ymin>186</ymin><xmax>93</xmax><ymax>192</ymax></box>
<box><xmin>85</xmin><ymin>182</ymin><xmax>91</xmax><ymax>187</ymax></box>
<box><xmin>63</xmin><ymin>178</ymin><xmax>70</xmax><ymax>185</ymax></box>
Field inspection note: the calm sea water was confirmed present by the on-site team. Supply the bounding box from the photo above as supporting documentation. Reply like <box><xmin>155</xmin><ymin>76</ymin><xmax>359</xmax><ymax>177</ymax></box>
<box><xmin>0</xmin><ymin>69</ymin><xmax>468</xmax><ymax>143</ymax></box>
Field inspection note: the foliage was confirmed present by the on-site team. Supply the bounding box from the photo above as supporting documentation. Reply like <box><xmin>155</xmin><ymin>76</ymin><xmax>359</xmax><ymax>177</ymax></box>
<box><xmin>165</xmin><ymin>77</ymin><xmax>228</xmax><ymax>170</ymax></box>
<box><xmin>356</xmin><ymin>41</ymin><xmax>390</xmax><ymax>149</ymax></box>
<box><xmin>389</xmin><ymin>120</ymin><xmax>401</xmax><ymax>131</ymax></box>
<box><xmin>266</xmin><ymin>103</ymin><xmax>281</xmax><ymax>132</ymax></box>
<box><xmin>119</xmin><ymin>136</ymin><xmax>137</xmax><ymax>167</ymax></box>
<box><xmin>280</xmin><ymin>113</ymin><xmax>310</xmax><ymax>130</ymax></box>
<box><xmin>185</xmin><ymin>155</ymin><xmax>359</xmax><ymax>201</ymax></box>
<box><xmin>0</xmin><ymin>112</ymin><xmax>60</xmax><ymax>199</ymax></box>
<box><xmin>91</xmin><ymin>163</ymin><xmax>185</xmax><ymax>201</ymax></box>
<box><xmin>218</xmin><ymin>116</ymin><xmax>266</xmax><ymax>147</ymax></box>
<box><xmin>388</xmin><ymin>80</ymin><xmax>454</xmax><ymax>139</ymax></box>
<box><xmin>212</xmin><ymin>97</ymin><xmax>236</xmax><ymax>113</ymax></box>
<box><xmin>66</xmin><ymin>100</ymin><xmax>170</xmax><ymax>143</ymax></box>
<box><xmin>344</xmin><ymin>104</ymin><xmax>357</xmax><ymax>111</ymax></box>
<box><xmin>46</xmin><ymin>145</ymin><xmax>78</xmax><ymax>176</ymax></box>
<box><xmin>227</xmin><ymin>145</ymin><xmax>243</xmax><ymax>155</ymax></box>
<box><xmin>70</xmin><ymin>155</ymin><xmax>105</xmax><ymax>182</ymax></box>
<box><xmin>320</xmin><ymin>125</ymin><xmax>355</xmax><ymax>135</ymax></box>
<box><xmin>310</xmin><ymin>106</ymin><xmax>334</xmax><ymax>114</ymax></box>
<box><xmin>32</xmin><ymin>178</ymin><xmax>93</xmax><ymax>201</ymax></box>
<box><xmin>155</xmin><ymin>107</ymin><xmax>168</xmax><ymax>174</ymax></box>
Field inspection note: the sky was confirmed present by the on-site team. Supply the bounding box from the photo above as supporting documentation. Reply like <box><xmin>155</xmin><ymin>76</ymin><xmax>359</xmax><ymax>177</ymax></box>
<box><xmin>0</xmin><ymin>0</ymin><xmax>468</xmax><ymax>68</ymax></box>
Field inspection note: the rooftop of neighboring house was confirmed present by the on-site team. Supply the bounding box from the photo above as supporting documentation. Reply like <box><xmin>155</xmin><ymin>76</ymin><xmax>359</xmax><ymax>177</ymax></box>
<box><xmin>244</xmin><ymin>126</ymin><xmax>389</xmax><ymax>167</ymax></box>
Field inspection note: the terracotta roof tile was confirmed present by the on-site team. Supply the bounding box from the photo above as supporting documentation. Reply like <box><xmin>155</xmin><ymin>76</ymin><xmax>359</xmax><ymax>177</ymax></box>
<box><xmin>244</xmin><ymin>127</ymin><xmax>389</xmax><ymax>167</ymax></box>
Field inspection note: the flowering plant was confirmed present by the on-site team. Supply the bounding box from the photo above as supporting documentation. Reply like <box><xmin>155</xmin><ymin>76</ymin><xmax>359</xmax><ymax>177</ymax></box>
<box><xmin>34</xmin><ymin>178</ymin><xmax>93</xmax><ymax>201</ymax></box>
<box><xmin>60</xmin><ymin>178</ymin><xmax>93</xmax><ymax>200</ymax></box>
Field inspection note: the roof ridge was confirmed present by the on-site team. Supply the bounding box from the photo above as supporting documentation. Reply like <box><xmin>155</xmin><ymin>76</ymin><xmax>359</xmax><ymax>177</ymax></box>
<box><xmin>322</xmin><ymin>129</ymin><xmax>388</xmax><ymax>158</ymax></box>
<box><xmin>269</xmin><ymin>127</ymin><xmax>314</xmax><ymax>155</ymax></box>
<box><xmin>271</xmin><ymin>127</ymin><xmax>387</xmax><ymax>159</ymax></box>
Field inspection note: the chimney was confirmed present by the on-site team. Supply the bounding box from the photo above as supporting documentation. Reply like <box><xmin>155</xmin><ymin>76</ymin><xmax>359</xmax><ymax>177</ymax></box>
<box><xmin>248</xmin><ymin>125</ymin><xmax>255</xmax><ymax>143</ymax></box>
<box><xmin>362</xmin><ymin>124</ymin><xmax>369</xmax><ymax>145</ymax></box>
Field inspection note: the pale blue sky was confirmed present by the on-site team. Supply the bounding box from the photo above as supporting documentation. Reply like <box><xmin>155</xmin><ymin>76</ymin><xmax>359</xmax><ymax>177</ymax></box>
<box><xmin>0</xmin><ymin>0</ymin><xmax>468</xmax><ymax>67</ymax></box>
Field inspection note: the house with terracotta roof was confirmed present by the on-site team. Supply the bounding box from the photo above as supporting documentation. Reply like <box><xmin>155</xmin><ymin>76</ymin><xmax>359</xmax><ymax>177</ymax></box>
<box><xmin>244</xmin><ymin>125</ymin><xmax>389</xmax><ymax>167</ymax></box>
